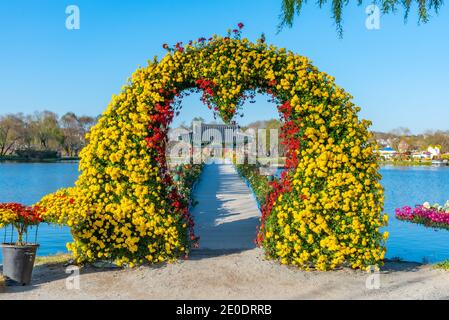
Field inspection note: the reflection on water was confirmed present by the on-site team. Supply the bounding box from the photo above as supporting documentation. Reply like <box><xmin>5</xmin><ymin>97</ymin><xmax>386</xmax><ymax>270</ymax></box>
<box><xmin>1</xmin><ymin>163</ymin><xmax>449</xmax><ymax>264</ymax></box>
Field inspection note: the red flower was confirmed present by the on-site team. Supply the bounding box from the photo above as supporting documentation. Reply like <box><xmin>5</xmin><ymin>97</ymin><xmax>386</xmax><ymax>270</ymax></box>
<box><xmin>0</xmin><ymin>203</ymin><xmax>43</xmax><ymax>226</ymax></box>
<box><xmin>238</xmin><ymin>22</ymin><xmax>244</xmax><ymax>29</ymax></box>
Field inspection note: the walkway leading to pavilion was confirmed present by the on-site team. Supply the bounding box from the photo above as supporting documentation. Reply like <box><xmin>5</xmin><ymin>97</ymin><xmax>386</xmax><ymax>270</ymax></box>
<box><xmin>191</xmin><ymin>162</ymin><xmax>261</xmax><ymax>251</ymax></box>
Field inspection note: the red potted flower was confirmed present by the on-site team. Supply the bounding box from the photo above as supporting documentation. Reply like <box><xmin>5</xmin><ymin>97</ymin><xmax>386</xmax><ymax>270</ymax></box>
<box><xmin>0</xmin><ymin>203</ymin><xmax>43</xmax><ymax>285</ymax></box>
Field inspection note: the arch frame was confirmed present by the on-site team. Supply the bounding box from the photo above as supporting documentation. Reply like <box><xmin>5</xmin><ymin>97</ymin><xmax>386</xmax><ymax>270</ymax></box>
<box><xmin>37</xmin><ymin>29</ymin><xmax>388</xmax><ymax>270</ymax></box>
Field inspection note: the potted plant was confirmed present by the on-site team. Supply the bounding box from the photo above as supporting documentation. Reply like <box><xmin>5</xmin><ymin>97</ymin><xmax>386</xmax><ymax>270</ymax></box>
<box><xmin>0</xmin><ymin>203</ymin><xmax>43</xmax><ymax>285</ymax></box>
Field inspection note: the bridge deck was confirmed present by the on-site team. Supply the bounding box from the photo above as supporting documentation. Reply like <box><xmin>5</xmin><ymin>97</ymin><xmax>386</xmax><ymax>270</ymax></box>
<box><xmin>191</xmin><ymin>163</ymin><xmax>261</xmax><ymax>250</ymax></box>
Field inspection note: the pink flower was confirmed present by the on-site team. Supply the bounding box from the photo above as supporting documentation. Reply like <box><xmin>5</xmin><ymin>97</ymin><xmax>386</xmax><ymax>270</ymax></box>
<box><xmin>396</xmin><ymin>204</ymin><xmax>449</xmax><ymax>229</ymax></box>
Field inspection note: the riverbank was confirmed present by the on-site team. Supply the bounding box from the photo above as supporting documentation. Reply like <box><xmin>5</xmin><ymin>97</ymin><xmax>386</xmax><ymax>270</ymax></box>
<box><xmin>0</xmin><ymin>157</ymin><xmax>440</xmax><ymax>166</ymax></box>
<box><xmin>0</xmin><ymin>156</ymin><xmax>79</xmax><ymax>163</ymax></box>
<box><xmin>2</xmin><ymin>249</ymin><xmax>449</xmax><ymax>299</ymax></box>
<box><xmin>380</xmin><ymin>160</ymin><xmax>434</xmax><ymax>166</ymax></box>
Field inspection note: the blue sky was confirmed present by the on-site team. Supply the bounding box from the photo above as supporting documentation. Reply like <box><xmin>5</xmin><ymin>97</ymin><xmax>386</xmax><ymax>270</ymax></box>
<box><xmin>0</xmin><ymin>1</ymin><xmax>448</xmax><ymax>133</ymax></box>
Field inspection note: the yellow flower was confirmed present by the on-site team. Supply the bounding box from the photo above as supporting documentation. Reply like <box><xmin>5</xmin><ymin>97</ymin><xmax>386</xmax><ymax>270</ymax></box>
<box><xmin>32</xmin><ymin>31</ymin><xmax>385</xmax><ymax>271</ymax></box>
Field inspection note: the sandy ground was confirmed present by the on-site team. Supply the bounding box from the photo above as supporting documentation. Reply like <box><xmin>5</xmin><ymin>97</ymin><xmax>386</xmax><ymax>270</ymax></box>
<box><xmin>2</xmin><ymin>163</ymin><xmax>449</xmax><ymax>299</ymax></box>
<box><xmin>2</xmin><ymin>248</ymin><xmax>449</xmax><ymax>300</ymax></box>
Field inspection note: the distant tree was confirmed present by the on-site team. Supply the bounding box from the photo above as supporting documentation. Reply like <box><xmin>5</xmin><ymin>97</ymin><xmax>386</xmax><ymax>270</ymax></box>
<box><xmin>0</xmin><ymin>114</ymin><xmax>26</xmax><ymax>156</ymax></box>
<box><xmin>390</xmin><ymin>127</ymin><xmax>411</xmax><ymax>137</ymax></box>
<box><xmin>372</xmin><ymin>128</ymin><xmax>449</xmax><ymax>154</ymax></box>
<box><xmin>386</xmin><ymin>127</ymin><xmax>409</xmax><ymax>150</ymax></box>
<box><xmin>424</xmin><ymin>130</ymin><xmax>449</xmax><ymax>153</ymax></box>
<box><xmin>78</xmin><ymin>115</ymin><xmax>96</xmax><ymax>136</ymax></box>
<box><xmin>245</xmin><ymin>118</ymin><xmax>284</xmax><ymax>156</ymax></box>
<box><xmin>28</xmin><ymin>111</ymin><xmax>63</xmax><ymax>150</ymax></box>
<box><xmin>192</xmin><ymin>117</ymin><xmax>205</xmax><ymax>121</ymax></box>
<box><xmin>398</xmin><ymin>140</ymin><xmax>409</xmax><ymax>153</ymax></box>
<box><xmin>20</xmin><ymin>114</ymin><xmax>34</xmax><ymax>150</ymax></box>
<box><xmin>190</xmin><ymin>117</ymin><xmax>205</xmax><ymax>128</ymax></box>
<box><xmin>0</xmin><ymin>111</ymin><xmax>98</xmax><ymax>157</ymax></box>
<box><xmin>60</xmin><ymin>112</ymin><xmax>83</xmax><ymax>157</ymax></box>
<box><xmin>279</xmin><ymin>0</ymin><xmax>443</xmax><ymax>36</ymax></box>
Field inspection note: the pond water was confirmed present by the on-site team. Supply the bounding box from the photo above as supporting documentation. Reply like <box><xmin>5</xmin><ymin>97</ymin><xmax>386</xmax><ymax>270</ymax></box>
<box><xmin>1</xmin><ymin>162</ymin><xmax>449</xmax><ymax>264</ymax></box>
<box><xmin>381</xmin><ymin>166</ymin><xmax>449</xmax><ymax>263</ymax></box>
<box><xmin>0</xmin><ymin>162</ymin><xmax>78</xmax><ymax>263</ymax></box>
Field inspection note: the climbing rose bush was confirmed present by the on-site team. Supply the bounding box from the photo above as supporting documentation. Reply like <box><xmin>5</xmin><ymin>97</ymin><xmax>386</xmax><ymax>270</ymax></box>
<box><xmin>36</xmin><ymin>25</ymin><xmax>387</xmax><ymax>270</ymax></box>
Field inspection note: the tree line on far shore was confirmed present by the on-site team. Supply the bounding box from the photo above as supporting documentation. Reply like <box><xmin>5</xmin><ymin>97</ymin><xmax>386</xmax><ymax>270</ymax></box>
<box><xmin>0</xmin><ymin>111</ymin><xmax>98</xmax><ymax>159</ymax></box>
<box><xmin>243</xmin><ymin>121</ymin><xmax>449</xmax><ymax>155</ymax></box>
<box><xmin>2</xmin><ymin>111</ymin><xmax>449</xmax><ymax>160</ymax></box>
<box><xmin>373</xmin><ymin>127</ymin><xmax>449</xmax><ymax>153</ymax></box>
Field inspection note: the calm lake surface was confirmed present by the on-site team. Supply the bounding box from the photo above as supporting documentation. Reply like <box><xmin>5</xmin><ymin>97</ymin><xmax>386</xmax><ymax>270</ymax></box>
<box><xmin>1</xmin><ymin>162</ymin><xmax>449</xmax><ymax>264</ymax></box>
<box><xmin>0</xmin><ymin>162</ymin><xmax>78</xmax><ymax>263</ymax></box>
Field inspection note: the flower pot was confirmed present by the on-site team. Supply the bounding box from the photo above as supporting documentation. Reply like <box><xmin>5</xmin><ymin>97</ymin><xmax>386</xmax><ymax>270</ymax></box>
<box><xmin>1</xmin><ymin>243</ymin><xmax>39</xmax><ymax>286</ymax></box>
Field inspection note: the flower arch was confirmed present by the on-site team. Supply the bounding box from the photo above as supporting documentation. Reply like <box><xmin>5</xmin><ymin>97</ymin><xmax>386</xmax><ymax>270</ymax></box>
<box><xmin>38</xmin><ymin>28</ymin><xmax>388</xmax><ymax>270</ymax></box>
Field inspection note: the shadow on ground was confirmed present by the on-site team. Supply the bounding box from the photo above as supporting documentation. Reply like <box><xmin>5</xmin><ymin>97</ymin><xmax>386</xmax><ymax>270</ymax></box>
<box><xmin>0</xmin><ymin>261</ymin><xmax>116</xmax><ymax>294</ymax></box>
<box><xmin>381</xmin><ymin>260</ymin><xmax>423</xmax><ymax>273</ymax></box>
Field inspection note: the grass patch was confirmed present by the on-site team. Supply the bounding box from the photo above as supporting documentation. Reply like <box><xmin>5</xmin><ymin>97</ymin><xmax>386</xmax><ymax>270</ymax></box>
<box><xmin>35</xmin><ymin>253</ymin><xmax>72</xmax><ymax>266</ymax></box>
<box><xmin>434</xmin><ymin>260</ymin><xmax>449</xmax><ymax>271</ymax></box>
